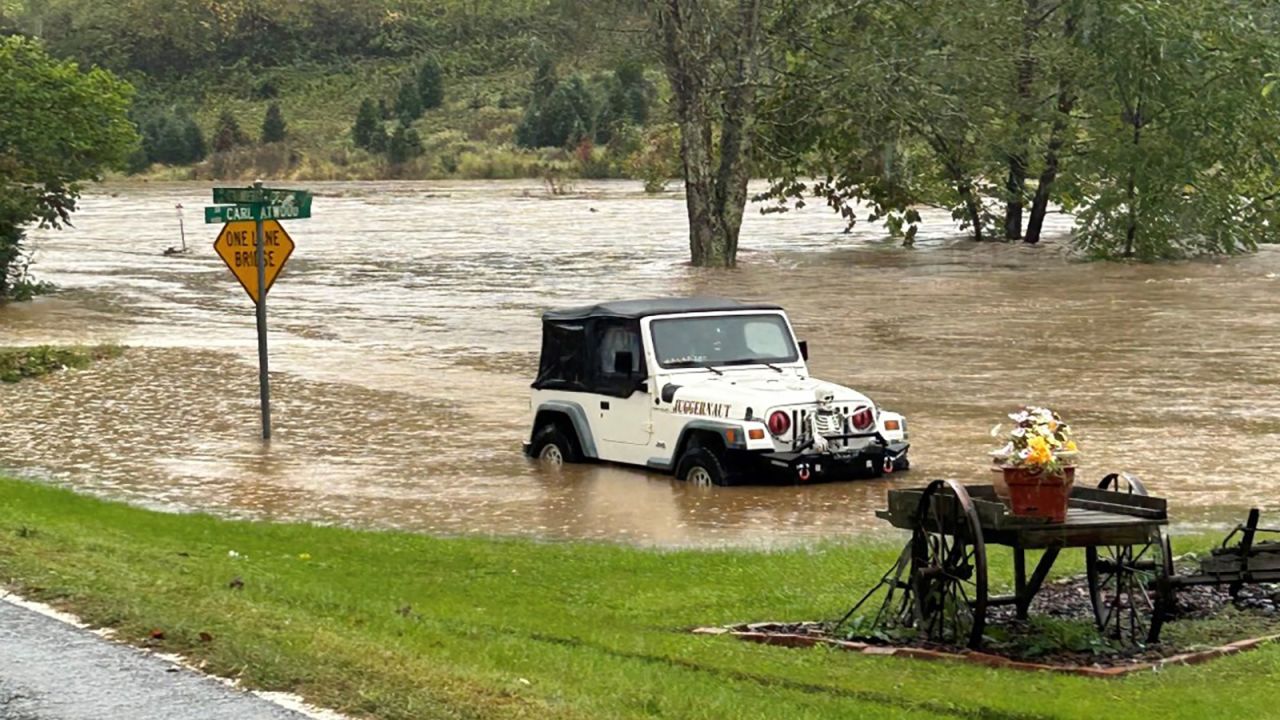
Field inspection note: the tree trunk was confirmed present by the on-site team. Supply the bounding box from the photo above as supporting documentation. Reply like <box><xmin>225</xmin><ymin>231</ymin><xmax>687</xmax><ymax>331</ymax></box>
<box><xmin>960</xmin><ymin>180</ymin><xmax>985</xmax><ymax>243</ymax></box>
<box><xmin>1025</xmin><ymin>7</ymin><xmax>1078</xmax><ymax>245</ymax></box>
<box><xmin>1124</xmin><ymin>101</ymin><xmax>1142</xmax><ymax>258</ymax></box>
<box><xmin>657</xmin><ymin>0</ymin><xmax>763</xmax><ymax>268</ymax></box>
<box><xmin>1004</xmin><ymin>0</ymin><xmax>1043</xmax><ymax>240</ymax></box>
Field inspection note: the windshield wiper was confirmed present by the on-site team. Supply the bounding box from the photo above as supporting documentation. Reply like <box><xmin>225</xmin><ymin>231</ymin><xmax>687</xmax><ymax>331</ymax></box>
<box><xmin>723</xmin><ymin>358</ymin><xmax>784</xmax><ymax>373</ymax></box>
<box><xmin>668</xmin><ymin>360</ymin><xmax>724</xmax><ymax>375</ymax></box>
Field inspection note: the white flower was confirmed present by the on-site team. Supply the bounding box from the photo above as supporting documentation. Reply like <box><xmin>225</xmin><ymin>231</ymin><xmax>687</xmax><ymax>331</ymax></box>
<box><xmin>990</xmin><ymin>423</ymin><xmax>1003</xmax><ymax>437</ymax></box>
<box><xmin>1018</xmin><ymin>448</ymin><xmax>1031</xmax><ymax>459</ymax></box>
<box><xmin>1011</xmin><ymin>427</ymin><xmax>1026</xmax><ymax>438</ymax></box>
<box><xmin>990</xmin><ymin>442</ymin><xmax>1014</xmax><ymax>457</ymax></box>
<box><xmin>228</xmin><ymin>550</ymin><xmax>240</xmax><ymax>558</ymax></box>
<box><xmin>1009</xmin><ymin>411</ymin><xmax>1029</xmax><ymax>423</ymax></box>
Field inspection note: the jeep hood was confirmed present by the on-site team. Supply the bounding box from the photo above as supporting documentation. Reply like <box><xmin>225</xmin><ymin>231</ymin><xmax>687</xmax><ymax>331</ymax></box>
<box><xmin>666</xmin><ymin>372</ymin><xmax>874</xmax><ymax>418</ymax></box>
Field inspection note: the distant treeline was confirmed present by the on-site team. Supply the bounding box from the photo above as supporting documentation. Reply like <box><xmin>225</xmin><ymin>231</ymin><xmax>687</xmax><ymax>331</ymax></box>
<box><xmin>0</xmin><ymin>0</ymin><xmax>635</xmax><ymax>77</ymax></box>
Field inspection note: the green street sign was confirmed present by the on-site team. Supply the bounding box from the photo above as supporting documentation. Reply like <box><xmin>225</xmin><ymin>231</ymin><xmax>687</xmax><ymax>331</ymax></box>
<box><xmin>212</xmin><ymin>187</ymin><xmax>312</xmax><ymax>209</ymax></box>
<box><xmin>204</xmin><ymin>200</ymin><xmax>312</xmax><ymax>224</ymax></box>
<box><xmin>212</xmin><ymin>187</ymin><xmax>259</xmax><ymax>204</ymax></box>
<box><xmin>205</xmin><ymin>205</ymin><xmax>258</xmax><ymax>224</ymax></box>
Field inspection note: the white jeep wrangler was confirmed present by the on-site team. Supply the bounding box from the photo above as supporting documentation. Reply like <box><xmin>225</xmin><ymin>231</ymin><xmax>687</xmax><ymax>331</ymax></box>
<box><xmin>524</xmin><ymin>298</ymin><xmax>910</xmax><ymax>486</ymax></box>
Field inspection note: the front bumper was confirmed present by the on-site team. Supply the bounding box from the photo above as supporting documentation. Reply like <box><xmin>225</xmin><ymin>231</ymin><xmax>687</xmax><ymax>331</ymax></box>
<box><xmin>757</xmin><ymin>440</ymin><xmax>909</xmax><ymax>482</ymax></box>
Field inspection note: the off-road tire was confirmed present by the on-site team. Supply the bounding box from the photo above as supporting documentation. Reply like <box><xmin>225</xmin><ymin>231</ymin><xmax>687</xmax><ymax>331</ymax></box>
<box><xmin>675</xmin><ymin>447</ymin><xmax>734</xmax><ymax>487</ymax></box>
<box><xmin>531</xmin><ymin>424</ymin><xmax>582</xmax><ymax>465</ymax></box>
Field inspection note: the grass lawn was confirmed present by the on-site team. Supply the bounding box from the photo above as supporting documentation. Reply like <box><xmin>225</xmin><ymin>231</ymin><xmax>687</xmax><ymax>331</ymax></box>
<box><xmin>0</xmin><ymin>476</ymin><xmax>1276</xmax><ymax>720</ymax></box>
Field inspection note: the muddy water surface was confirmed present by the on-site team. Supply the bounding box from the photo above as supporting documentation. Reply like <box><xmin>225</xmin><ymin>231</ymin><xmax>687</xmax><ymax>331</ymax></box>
<box><xmin>2</xmin><ymin>180</ymin><xmax>1278</xmax><ymax>546</ymax></box>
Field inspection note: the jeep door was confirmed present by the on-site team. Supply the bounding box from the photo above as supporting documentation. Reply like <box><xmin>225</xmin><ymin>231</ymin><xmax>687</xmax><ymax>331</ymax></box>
<box><xmin>590</xmin><ymin>320</ymin><xmax>653</xmax><ymax>461</ymax></box>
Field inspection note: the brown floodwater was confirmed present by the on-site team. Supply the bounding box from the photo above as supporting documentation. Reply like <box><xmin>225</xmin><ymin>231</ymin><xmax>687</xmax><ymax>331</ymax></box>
<box><xmin>2</xmin><ymin>180</ymin><xmax>1278</xmax><ymax>547</ymax></box>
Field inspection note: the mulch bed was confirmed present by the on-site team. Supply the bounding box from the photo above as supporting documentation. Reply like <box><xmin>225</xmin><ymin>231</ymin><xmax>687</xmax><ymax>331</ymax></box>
<box><xmin>695</xmin><ymin>573</ymin><xmax>1280</xmax><ymax>677</ymax></box>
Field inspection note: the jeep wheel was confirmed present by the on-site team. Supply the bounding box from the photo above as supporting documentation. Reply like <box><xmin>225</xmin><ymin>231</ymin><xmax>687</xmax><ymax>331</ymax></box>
<box><xmin>531</xmin><ymin>425</ymin><xmax>581</xmax><ymax>466</ymax></box>
<box><xmin>676</xmin><ymin>448</ymin><xmax>733</xmax><ymax>487</ymax></box>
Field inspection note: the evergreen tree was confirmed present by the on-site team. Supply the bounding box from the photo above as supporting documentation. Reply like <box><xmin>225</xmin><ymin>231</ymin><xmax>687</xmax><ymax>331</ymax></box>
<box><xmin>181</xmin><ymin>116</ymin><xmax>206</xmax><ymax>161</ymax></box>
<box><xmin>386</xmin><ymin>121</ymin><xmax>422</xmax><ymax>164</ymax></box>
<box><xmin>542</xmin><ymin>77</ymin><xmax>594</xmax><ymax>148</ymax></box>
<box><xmin>395</xmin><ymin>80</ymin><xmax>423</xmax><ymax>123</ymax></box>
<box><xmin>154</xmin><ymin>117</ymin><xmax>188</xmax><ymax>162</ymax></box>
<box><xmin>212</xmin><ymin>110</ymin><xmax>248</xmax><ymax>152</ymax></box>
<box><xmin>352</xmin><ymin>98</ymin><xmax>382</xmax><ymax>150</ymax></box>
<box><xmin>532</xmin><ymin>57</ymin><xmax>557</xmax><ymax>102</ymax></box>
<box><xmin>261</xmin><ymin>102</ymin><xmax>286</xmax><ymax>143</ymax></box>
<box><xmin>516</xmin><ymin>76</ymin><xmax>595</xmax><ymax>148</ymax></box>
<box><xmin>417</xmin><ymin>57</ymin><xmax>444</xmax><ymax>110</ymax></box>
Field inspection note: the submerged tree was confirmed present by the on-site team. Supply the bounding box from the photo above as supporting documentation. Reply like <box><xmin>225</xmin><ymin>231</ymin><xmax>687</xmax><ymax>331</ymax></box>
<box><xmin>0</xmin><ymin>37</ymin><xmax>137</xmax><ymax>300</ymax></box>
<box><xmin>655</xmin><ymin>0</ymin><xmax>767</xmax><ymax>268</ymax></box>
<box><xmin>758</xmin><ymin>0</ymin><xmax>1280</xmax><ymax>259</ymax></box>
<box><xmin>1067</xmin><ymin>1</ymin><xmax>1280</xmax><ymax>259</ymax></box>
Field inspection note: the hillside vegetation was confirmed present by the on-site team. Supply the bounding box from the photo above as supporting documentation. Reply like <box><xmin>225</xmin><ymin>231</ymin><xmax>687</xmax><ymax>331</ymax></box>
<box><xmin>0</xmin><ymin>0</ymin><xmax>664</xmax><ymax>181</ymax></box>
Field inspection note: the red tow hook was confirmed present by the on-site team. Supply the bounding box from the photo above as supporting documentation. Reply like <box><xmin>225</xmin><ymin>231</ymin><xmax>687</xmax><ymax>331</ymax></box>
<box><xmin>883</xmin><ymin>455</ymin><xmax>895</xmax><ymax>474</ymax></box>
<box><xmin>797</xmin><ymin>464</ymin><xmax>811</xmax><ymax>482</ymax></box>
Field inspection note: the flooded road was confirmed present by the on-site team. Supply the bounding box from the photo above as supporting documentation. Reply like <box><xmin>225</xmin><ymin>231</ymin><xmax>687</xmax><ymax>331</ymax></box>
<box><xmin>2</xmin><ymin>180</ymin><xmax>1278</xmax><ymax>546</ymax></box>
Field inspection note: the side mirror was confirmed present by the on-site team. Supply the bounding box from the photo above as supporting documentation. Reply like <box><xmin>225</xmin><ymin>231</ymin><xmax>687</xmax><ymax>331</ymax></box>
<box><xmin>613</xmin><ymin>350</ymin><xmax>634</xmax><ymax>375</ymax></box>
<box><xmin>798</xmin><ymin>340</ymin><xmax>809</xmax><ymax>361</ymax></box>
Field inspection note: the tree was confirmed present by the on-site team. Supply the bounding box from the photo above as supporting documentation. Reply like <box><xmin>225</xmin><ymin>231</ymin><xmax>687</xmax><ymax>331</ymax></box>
<box><xmin>0</xmin><ymin>36</ymin><xmax>137</xmax><ymax>300</ymax></box>
<box><xmin>261</xmin><ymin>101</ymin><xmax>286</xmax><ymax>143</ymax></box>
<box><xmin>758</xmin><ymin>1</ymin><xmax>1016</xmax><ymax>245</ymax></box>
<box><xmin>352</xmin><ymin>98</ymin><xmax>384</xmax><ymax>150</ymax></box>
<box><xmin>597</xmin><ymin>60</ymin><xmax>654</xmax><ymax>143</ymax></box>
<box><xmin>517</xmin><ymin>76</ymin><xmax>595</xmax><ymax>149</ymax></box>
<box><xmin>655</xmin><ymin>0</ymin><xmax>766</xmax><ymax>267</ymax></box>
<box><xmin>212</xmin><ymin>110</ymin><xmax>249</xmax><ymax>153</ymax></box>
<box><xmin>395</xmin><ymin>80</ymin><xmax>423</xmax><ymax>123</ymax></box>
<box><xmin>417</xmin><ymin>56</ymin><xmax>444</xmax><ymax>109</ymax></box>
<box><xmin>182</xmin><ymin>115</ymin><xmax>207</xmax><ymax>161</ymax></box>
<box><xmin>1067</xmin><ymin>1</ymin><xmax>1280</xmax><ymax>259</ymax></box>
<box><xmin>386</xmin><ymin>121</ymin><xmax>422</xmax><ymax>164</ymax></box>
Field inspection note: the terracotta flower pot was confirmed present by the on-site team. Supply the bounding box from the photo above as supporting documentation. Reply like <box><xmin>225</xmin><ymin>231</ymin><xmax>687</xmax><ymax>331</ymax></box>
<box><xmin>1000</xmin><ymin>466</ymin><xmax>1075</xmax><ymax>523</ymax></box>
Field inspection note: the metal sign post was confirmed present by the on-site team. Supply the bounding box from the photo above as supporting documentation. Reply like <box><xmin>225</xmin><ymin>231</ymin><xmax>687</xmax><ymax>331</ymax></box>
<box><xmin>206</xmin><ymin>180</ymin><xmax>311</xmax><ymax>442</ymax></box>
<box><xmin>252</xmin><ymin>181</ymin><xmax>271</xmax><ymax>440</ymax></box>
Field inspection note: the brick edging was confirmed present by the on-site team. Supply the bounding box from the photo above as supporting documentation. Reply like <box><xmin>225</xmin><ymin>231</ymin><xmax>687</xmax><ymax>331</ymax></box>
<box><xmin>691</xmin><ymin>624</ymin><xmax>1280</xmax><ymax>678</ymax></box>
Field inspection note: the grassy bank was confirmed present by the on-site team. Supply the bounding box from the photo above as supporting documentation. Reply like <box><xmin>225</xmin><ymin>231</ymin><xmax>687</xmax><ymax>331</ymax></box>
<box><xmin>0</xmin><ymin>477</ymin><xmax>1276</xmax><ymax>720</ymax></box>
<box><xmin>0</xmin><ymin>345</ymin><xmax>122</xmax><ymax>383</ymax></box>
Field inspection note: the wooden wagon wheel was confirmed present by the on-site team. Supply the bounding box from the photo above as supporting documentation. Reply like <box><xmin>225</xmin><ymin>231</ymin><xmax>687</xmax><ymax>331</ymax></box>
<box><xmin>910</xmin><ymin>479</ymin><xmax>989</xmax><ymax>649</ymax></box>
<box><xmin>1086</xmin><ymin>473</ymin><xmax>1175</xmax><ymax>644</ymax></box>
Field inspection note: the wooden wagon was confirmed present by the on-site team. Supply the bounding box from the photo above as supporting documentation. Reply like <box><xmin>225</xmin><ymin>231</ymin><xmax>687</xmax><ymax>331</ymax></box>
<box><xmin>843</xmin><ymin>474</ymin><xmax>1173</xmax><ymax>648</ymax></box>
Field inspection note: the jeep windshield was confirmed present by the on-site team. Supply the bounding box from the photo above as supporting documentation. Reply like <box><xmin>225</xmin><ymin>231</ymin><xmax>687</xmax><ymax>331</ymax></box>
<box><xmin>651</xmin><ymin>314</ymin><xmax>799</xmax><ymax>369</ymax></box>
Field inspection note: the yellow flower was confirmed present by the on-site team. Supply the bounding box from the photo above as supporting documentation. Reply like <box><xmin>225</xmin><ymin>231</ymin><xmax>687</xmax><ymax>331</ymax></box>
<box><xmin>1026</xmin><ymin>435</ymin><xmax>1052</xmax><ymax>465</ymax></box>
<box><xmin>1066</xmin><ymin>440</ymin><xmax>1078</xmax><ymax>452</ymax></box>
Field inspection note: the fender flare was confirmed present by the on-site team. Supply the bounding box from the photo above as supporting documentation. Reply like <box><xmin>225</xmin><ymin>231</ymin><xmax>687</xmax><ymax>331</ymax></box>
<box><xmin>648</xmin><ymin>420</ymin><xmax>743</xmax><ymax>472</ymax></box>
<box><xmin>531</xmin><ymin>400</ymin><xmax>598</xmax><ymax>459</ymax></box>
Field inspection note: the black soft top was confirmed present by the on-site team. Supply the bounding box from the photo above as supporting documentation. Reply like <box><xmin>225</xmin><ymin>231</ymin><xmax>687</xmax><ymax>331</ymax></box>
<box><xmin>542</xmin><ymin>296</ymin><xmax>782</xmax><ymax>321</ymax></box>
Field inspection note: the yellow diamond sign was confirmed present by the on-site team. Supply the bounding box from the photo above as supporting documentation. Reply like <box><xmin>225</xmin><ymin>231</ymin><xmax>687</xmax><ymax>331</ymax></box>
<box><xmin>213</xmin><ymin>220</ymin><xmax>295</xmax><ymax>303</ymax></box>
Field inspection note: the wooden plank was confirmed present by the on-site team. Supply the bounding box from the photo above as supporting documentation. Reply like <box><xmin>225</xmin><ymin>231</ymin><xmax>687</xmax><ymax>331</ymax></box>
<box><xmin>1067</xmin><ymin>497</ymin><xmax>1166</xmax><ymax>520</ymax></box>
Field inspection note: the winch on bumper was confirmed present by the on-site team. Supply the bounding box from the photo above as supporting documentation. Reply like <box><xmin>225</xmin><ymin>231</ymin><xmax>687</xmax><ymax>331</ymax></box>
<box><xmin>759</xmin><ymin>432</ymin><xmax>910</xmax><ymax>481</ymax></box>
